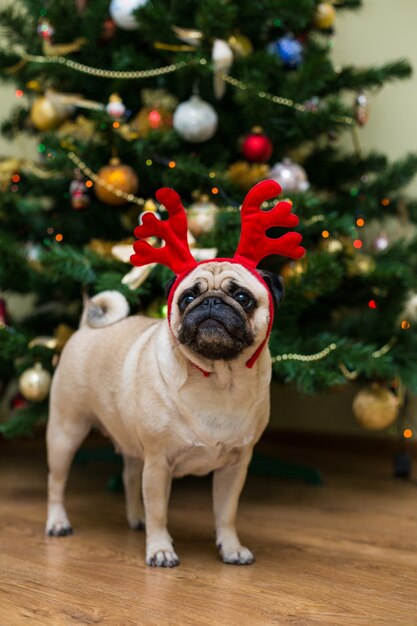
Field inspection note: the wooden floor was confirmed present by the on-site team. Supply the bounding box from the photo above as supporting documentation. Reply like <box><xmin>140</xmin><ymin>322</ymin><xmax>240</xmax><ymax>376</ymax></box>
<box><xmin>1</xmin><ymin>437</ymin><xmax>417</xmax><ymax>626</ymax></box>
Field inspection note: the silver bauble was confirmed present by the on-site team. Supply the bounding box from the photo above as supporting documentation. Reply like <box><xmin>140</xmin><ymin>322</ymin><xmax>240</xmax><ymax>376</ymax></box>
<box><xmin>268</xmin><ymin>158</ymin><xmax>310</xmax><ymax>193</ymax></box>
<box><xmin>187</xmin><ymin>196</ymin><xmax>218</xmax><ymax>237</ymax></box>
<box><xmin>173</xmin><ymin>95</ymin><xmax>218</xmax><ymax>143</ymax></box>
<box><xmin>109</xmin><ymin>0</ymin><xmax>147</xmax><ymax>30</ymax></box>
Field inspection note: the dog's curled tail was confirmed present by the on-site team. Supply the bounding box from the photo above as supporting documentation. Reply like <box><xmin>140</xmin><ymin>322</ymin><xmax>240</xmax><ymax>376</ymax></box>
<box><xmin>80</xmin><ymin>291</ymin><xmax>129</xmax><ymax>328</ymax></box>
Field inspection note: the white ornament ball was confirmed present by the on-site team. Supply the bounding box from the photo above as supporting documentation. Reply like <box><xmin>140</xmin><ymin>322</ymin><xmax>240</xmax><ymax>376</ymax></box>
<box><xmin>109</xmin><ymin>0</ymin><xmax>147</xmax><ymax>30</ymax></box>
<box><xmin>173</xmin><ymin>95</ymin><xmax>218</xmax><ymax>143</ymax></box>
<box><xmin>268</xmin><ymin>158</ymin><xmax>310</xmax><ymax>193</ymax></box>
<box><xmin>187</xmin><ymin>196</ymin><xmax>219</xmax><ymax>237</ymax></box>
<box><xmin>18</xmin><ymin>363</ymin><xmax>52</xmax><ymax>402</ymax></box>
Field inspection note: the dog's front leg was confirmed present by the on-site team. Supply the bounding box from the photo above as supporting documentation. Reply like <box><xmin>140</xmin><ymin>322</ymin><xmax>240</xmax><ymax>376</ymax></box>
<box><xmin>213</xmin><ymin>450</ymin><xmax>255</xmax><ymax>565</ymax></box>
<box><xmin>142</xmin><ymin>456</ymin><xmax>179</xmax><ymax>567</ymax></box>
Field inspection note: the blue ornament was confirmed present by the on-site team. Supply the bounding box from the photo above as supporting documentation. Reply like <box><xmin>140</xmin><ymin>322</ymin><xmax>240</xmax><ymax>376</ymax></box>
<box><xmin>268</xmin><ymin>34</ymin><xmax>303</xmax><ymax>69</ymax></box>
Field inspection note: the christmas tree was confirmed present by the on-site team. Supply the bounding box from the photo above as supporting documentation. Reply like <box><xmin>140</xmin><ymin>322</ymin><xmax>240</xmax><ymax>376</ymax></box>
<box><xmin>1</xmin><ymin>0</ymin><xmax>417</xmax><ymax>438</ymax></box>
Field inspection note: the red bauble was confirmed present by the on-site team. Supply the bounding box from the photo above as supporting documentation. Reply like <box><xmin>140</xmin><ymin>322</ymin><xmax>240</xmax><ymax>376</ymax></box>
<box><xmin>241</xmin><ymin>128</ymin><xmax>273</xmax><ymax>163</ymax></box>
<box><xmin>10</xmin><ymin>393</ymin><xmax>28</xmax><ymax>411</ymax></box>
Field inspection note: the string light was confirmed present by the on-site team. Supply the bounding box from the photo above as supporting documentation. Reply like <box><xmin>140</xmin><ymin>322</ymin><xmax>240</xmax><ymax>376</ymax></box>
<box><xmin>211</xmin><ymin>187</ymin><xmax>219</xmax><ymax>195</ymax></box>
<box><xmin>321</xmin><ymin>230</ymin><xmax>330</xmax><ymax>238</ymax></box>
<box><xmin>401</xmin><ymin>320</ymin><xmax>411</xmax><ymax>330</ymax></box>
<box><xmin>403</xmin><ymin>428</ymin><xmax>413</xmax><ymax>439</ymax></box>
<box><xmin>368</xmin><ymin>299</ymin><xmax>377</xmax><ymax>309</ymax></box>
<box><xmin>47</xmin><ymin>227</ymin><xmax>54</xmax><ymax>234</ymax></box>
<box><xmin>55</xmin><ymin>233</ymin><xmax>63</xmax><ymax>242</ymax></box>
<box><xmin>353</xmin><ymin>239</ymin><xmax>362</xmax><ymax>249</ymax></box>
<box><xmin>168</xmin><ymin>161</ymin><xmax>176</xmax><ymax>169</ymax></box>
<box><xmin>381</xmin><ymin>198</ymin><xmax>390</xmax><ymax>206</ymax></box>
<box><xmin>146</xmin><ymin>159</ymin><xmax>153</xmax><ymax>166</ymax></box>
<box><xmin>112</xmin><ymin>121</ymin><xmax>120</xmax><ymax>129</ymax></box>
<box><xmin>85</xmin><ymin>180</ymin><xmax>93</xmax><ymax>188</ymax></box>
<box><xmin>15</xmin><ymin>89</ymin><xmax>23</xmax><ymax>98</ymax></box>
<box><xmin>11</xmin><ymin>174</ymin><xmax>20</xmax><ymax>183</ymax></box>
<box><xmin>356</xmin><ymin>218</ymin><xmax>365</xmax><ymax>227</ymax></box>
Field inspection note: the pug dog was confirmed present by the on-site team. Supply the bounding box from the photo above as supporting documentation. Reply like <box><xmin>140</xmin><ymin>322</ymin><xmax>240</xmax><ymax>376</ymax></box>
<box><xmin>46</xmin><ymin>181</ymin><xmax>304</xmax><ymax>568</ymax></box>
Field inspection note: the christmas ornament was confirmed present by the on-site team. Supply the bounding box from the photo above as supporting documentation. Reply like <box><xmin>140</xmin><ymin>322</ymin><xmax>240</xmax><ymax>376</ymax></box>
<box><xmin>18</xmin><ymin>363</ymin><xmax>52</xmax><ymax>402</ymax></box>
<box><xmin>109</xmin><ymin>0</ymin><xmax>147</xmax><ymax>30</ymax></box>
<box><xmin>228</xmin><ymin>33</ymin><xmax>253</xmax><ymax>57</ymax></box>
<box><xmin>314</xmin><ymin>3</ymin><xmax>336</xmax><ymax>30</ymax></box>
<box><xmin>30</xmin><ymin>95</ymin><xmax>72</xmax><ymax>131</ymax></box>
<box><xmin>268</xmin><ymin>34</ymin><xmax>303</xmax><ymax>69</ymax></box>
<box><xmin>0</xmin><ymin>297</ymin><xmax>9</xmax><ymax>328</ymax></box>
<box><xmin>132</xmin><ymin>107</ymin><xmax>172</xmax><ymax>136</ymax></box>
<box><xmin>131</xmin><ymin>89</ymin><xmax>177</xmax><ymax>137</ymax></box>
<box><xmin>99</xmin><ymin>18</ymin><xmax>117</xmax><ymax>44</ymax></box>
<box><xmin>401</xmin><ymin>293</ymin><xmax>417</xmax><ymax>323</ymax></box>
<box><xmin>268</xmin><ymin>158</ymin><xmax>310</xmax><ymax>193</ymax></box>
<box><xmin>212</xmin><ymin>38</ymin><xmax>233</xmax><ymax>99</ymax></box>
<box><xmin>173</xmin><ymin>95</ymin><xmax>218</xmax><ymax>143</ymax></box>
<box><xmin>187</xmin><ymin>195</ymin><xmax>219</xmax><ymax>238</ymax></box>
<box><xmin>10</xmin><ymin>393</ymin><xmax>28</xmax><ymax>411</ymax></box>
<box><xmin>352</xmin><ymin>384</ymin><xmax>399</xmax><ymax>431</ymax></box>
<box><xmin>69</xmin><ymin>169</ymin><xmax>90</xmax><ymax>210</ymax></box>
<box><xmin>374</xmin><ymin>231</ymin><xmax>389</xmax><ymax>252</ymax></box>
<box><xmin>106</xmin><ymin>93</ymin><xmax>126</xmax><ymax>119</ymax></box>
<box><xmin>320</xmin><ymin>237</ymin><xmax>343</xmax><ymax>254</ymax></box>
<box><xmin>346</xmin><ymin>254</ymin><xmax>375</xmax><ymax>277</ymax></box>
<box><xmin>94</xmin><ymin>158</ymin><xmax>139</xmax><ymax>206</ymax></box>
<box><xmin>226</xmin><ymin>161</ymin><xmax>269</xmax><ymax>190</ymax></box>
<box><xmin>280</xmin><ymin>259</ymin><xmax>306</xmax><ymax>282</ymax></box>
<box><xmin>241</xmin><ymin>128</ymin><xmax>273</xmax><ymax>163</ymax></box>
<box><xmin>37</xmin><ymin>16</ymin><xmax>54</xmax><ymax>41</ymax></box>
<box><xmin>355</xmin><ymin>91</ymin><xmax>369</xmax><ymax>127</ymax></box>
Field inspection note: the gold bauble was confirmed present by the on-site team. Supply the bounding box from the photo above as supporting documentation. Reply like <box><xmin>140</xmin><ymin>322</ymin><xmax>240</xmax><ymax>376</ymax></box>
<box><xmin>187</xmin><ymin>195</ymin><xmax>218</xmax><ymax>237</ymax></box>
<box><xmin>226</xmin><ymin>161</ymin><xmax>269</xmax><ymax>191</ymax></box>
<box><xmin>314</xmin><ymin>3</ymin><xmax>336</xmax><ymax>29</ymax></box>
<box><xmin>280</xmin><ymin>260</ymin><xmax>306</xmax><ymax>282</ymax></box>
<box><xmin>131</xmin><ymin>107</ymin><xmax>173</xmax><ymax>137</ymax></box>
<box><xmin>228</xmin><ymin>33</ymin><xmax>253</xmax><ymax>57</ymax></box>
<box><xmin>352</xmin><ymin>384</ymin><xmax>399</xmax><ymax>431</ymax></box>
<box><xmin>320</xmin><ymin>237</ymin><xmax>343</xmax><ymax>254</ymax></box>
<box><xmin>18</xmin><ymin>363</ymin><xmax>52</xmax><ymax>402</ymax></box>
<box><xmin>94</xmin><ymin>158</ymin><xmax>139</xmax><ymax>206</ymax></box>
<box><xmin>346</xmin><ymin>254</ymin><xmax>376</xmax><ymax>277</ymax></box>
<box><xmin>30</xmin><ymin>96</ymin><xmax>67</xmax><ymax>131</ymax></box>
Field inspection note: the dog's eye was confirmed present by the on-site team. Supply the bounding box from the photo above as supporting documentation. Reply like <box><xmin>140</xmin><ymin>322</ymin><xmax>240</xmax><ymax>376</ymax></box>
<box><xmin>179</xmin><ymin>292</ymin><xmax>196</xmax><ymax>311</ymax></box>
<box><xmin>233</xmin><ymin>290</ymin><xmax>254</xmax><ymax>309</ymax></box>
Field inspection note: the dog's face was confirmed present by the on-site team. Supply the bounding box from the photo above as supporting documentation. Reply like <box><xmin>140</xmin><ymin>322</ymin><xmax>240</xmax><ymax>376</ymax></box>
<box><xmin>168</xmin><ymin>262</ymin><xmax>283</xmax><ymax>362</ymax></box>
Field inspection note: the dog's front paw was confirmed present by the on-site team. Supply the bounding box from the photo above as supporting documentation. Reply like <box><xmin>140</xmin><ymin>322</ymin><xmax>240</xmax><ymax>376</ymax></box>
<box><xmin>219</xmin><ymin>545</ymin><xmax>255</xmax><ymax>565</ymax></box>
<box><xmin>46</xmin><ymin>506</ymin><xmax>73</xmax><ymax>537</ymax></box>
<box><xmin>146</xmin><ymin>549</ymin><xmax>180</xmax><ymax>568</ymax></box>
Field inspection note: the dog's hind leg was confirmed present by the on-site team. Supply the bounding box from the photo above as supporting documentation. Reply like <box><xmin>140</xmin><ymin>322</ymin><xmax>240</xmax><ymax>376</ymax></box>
<box><xmin>122</xmin><ymin>455</ymin><xmax>145</xmax><ymax>530</ymax></box>
<box><xmin>45</xmin><ymin>408</ymin><xmax>91</xmax><ymax>537</ymax></box>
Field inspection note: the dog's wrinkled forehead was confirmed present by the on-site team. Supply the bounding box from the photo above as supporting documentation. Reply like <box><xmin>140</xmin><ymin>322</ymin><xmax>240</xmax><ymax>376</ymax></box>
<box><xmin>175</xmin><ymin>261</ymin><xmax>269</xmax><ymax>301</ymax></box>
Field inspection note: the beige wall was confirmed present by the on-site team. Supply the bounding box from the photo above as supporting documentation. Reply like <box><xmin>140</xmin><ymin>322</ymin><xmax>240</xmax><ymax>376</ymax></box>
<box><xmin>332</xmin><ymin>0</ymin><xmax>417</xmax><ymax>195</ymax></box>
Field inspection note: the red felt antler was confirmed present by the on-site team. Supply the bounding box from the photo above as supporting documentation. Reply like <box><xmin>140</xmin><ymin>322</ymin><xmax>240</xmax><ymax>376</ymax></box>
<box><xmin>131</xmin><ymin>188</ymin><xmax>197</xmax><ymax>275</ymax></box>
<box><xmin>233</xmin><ymin>179</ymin><xmax>305</xmax><ymax>268</ymax></box>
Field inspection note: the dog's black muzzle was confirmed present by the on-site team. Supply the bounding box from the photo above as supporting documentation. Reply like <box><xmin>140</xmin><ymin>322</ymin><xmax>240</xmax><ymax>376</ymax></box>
<box><xmin>178</xmin><ymin>296</ymin><xmax>254</xmax><ymax>361</ymax></box>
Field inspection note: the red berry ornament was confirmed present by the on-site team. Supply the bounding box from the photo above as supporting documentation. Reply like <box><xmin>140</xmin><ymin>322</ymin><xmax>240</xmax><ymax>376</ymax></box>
<box><xmin>242</xmin><ymin>127</ymin><xmax>273</xmax><ymax>163</ymax></box>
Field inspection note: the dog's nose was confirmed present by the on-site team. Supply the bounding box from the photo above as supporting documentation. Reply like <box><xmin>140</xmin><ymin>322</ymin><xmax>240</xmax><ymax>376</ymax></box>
<box><xmin>203</xmin><ymin>297</ymin><xmax>222</xmax><ymax>309</ymax></box>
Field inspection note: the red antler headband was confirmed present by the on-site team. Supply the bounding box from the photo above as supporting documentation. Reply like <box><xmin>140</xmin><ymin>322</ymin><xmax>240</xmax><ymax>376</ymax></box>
<box><xmin>131</xmin><ymin>179</ymin><xmax>305</xmax><ymax>273</ymax></box>
<box><xmin>131</xmin><ymin>179</ymin><xmax>305</xmax><ymax>370</ymax></box>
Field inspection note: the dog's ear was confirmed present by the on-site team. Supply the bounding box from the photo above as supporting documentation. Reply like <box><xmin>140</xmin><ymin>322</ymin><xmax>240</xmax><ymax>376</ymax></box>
<box><xmin>258</xmin><ymin>270</ymin><xmax>285</xmax><ymax>308</ymax></box>
<box><xmin>165</xmin><ymin>276</ymin><xmax>177</xmax><ymax>299</ymax></box>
